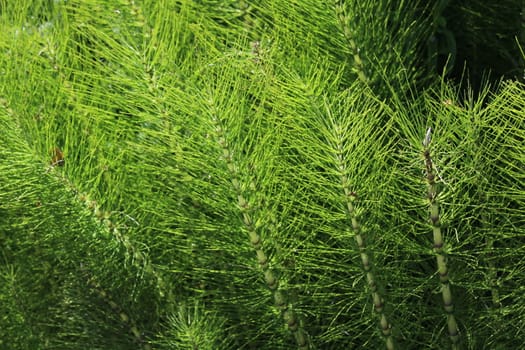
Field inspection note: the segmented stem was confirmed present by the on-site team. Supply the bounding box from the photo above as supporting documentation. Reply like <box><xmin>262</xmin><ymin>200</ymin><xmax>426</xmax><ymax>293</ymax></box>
<box><xmin>334</xmin><ymin>1</ymin><xmax>368</xmax><ymax>84</ymax></box>
<box><xmin>80</xmin><ymin>188</ymin><xmax>171</xmax><ymax>304</ymax></box>
<box><xmin>81</xmin><ymin>266</ymin><xmax>151</xmax><ymax>350</ymax></box>
<box><xmin>46</xmin><ymin>160</ymin><xmax>173</xmax><ymax>315</ymax></box>
<box><xmin>335</xmin><ymin>135</ymin><xmax>393</xmax><ymax>349</ymax></box>
<box><xmin>422</xmin><ymin>128</ymin><xmax>459</xmax><ymax>349</ymax></box>
<box><xmin>212</xmin><ymin>114</ymin><xmax>309</xmax><ymax>349</ymax></box>
<box><xmin>484</xmin><ymin>235</ymin><xmax>501</xmax><ymax>308</ymax></box>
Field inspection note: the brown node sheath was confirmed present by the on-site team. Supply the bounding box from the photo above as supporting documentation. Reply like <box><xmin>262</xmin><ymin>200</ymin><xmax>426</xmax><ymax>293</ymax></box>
<box><xmin>51</xmin><ymin>147</ymin><xmax>65</xmax><ymax>167</ymax></box>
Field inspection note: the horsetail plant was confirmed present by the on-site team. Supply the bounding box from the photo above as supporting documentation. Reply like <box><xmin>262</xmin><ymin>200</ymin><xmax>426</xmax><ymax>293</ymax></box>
<box><xmin>209</xmin><ymin>104</ymin><xmax>309</xmax><ymax>350</ymax></box>
<box><xmin>46</xmin><ymin>160</ymin><xmax>172</xmax><ymax>305</ymax></box>
<box><xmin>345</xmin><ymin>192</ymin><xmax>394</xmax><ymax>350</ymax></box>
<box><xmin>80</xmin><ymin>265</ymin><xmax>152</xmax><ymax>350</ymax></box>
<box><xmin>334</xmin><ymin>126</ymin><xmax>394</xmax><ymax>350</ymax></box>
<box><xmin>2</xmin><ymin>1</ymin><xmax>524</xmax><ymax>349</ymax></box>
<box><xmin>422</xmin><ymin>127</ymin><xmax>460</xmax><ymax>349</ymax></box>
<box><xmin>334</xmin><ymin>0</ymin><xmax>369</xmax><ymax>84</ymax></box>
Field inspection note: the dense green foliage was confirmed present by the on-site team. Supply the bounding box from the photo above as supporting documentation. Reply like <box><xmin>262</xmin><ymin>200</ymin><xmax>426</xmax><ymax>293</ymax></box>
<box><xmin>0</xmin><ymin>0</ymin><xmax>524</xmax><ymax>349</ymax></box>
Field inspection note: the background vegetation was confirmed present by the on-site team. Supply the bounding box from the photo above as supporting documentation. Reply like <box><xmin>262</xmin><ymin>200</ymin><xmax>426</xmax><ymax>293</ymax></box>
<box><xmin>0</xmin><ymin>0</ymin><xmax>523</xmax><ymax>349</ymax></box>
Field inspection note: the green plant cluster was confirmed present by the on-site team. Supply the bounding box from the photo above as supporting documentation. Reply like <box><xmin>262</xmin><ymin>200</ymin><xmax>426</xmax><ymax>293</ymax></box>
<box><xmin>0</xmin><ymin>0</ymin><xmax>523</xmax><ymax>349</ymax></box>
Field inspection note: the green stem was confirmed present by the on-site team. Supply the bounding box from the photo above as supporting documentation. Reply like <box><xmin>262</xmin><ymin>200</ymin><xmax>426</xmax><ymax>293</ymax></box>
<box><xmin>483</xmin><ymin>202</ymin><xmax>501</xmax><ymax>309</ymax></box>
<box><xmin>335</xmin><ymin>140</ymin><xmax>393</xmax><ymax>349</ymax></box>
<box><xmin>334</xmin><ymin>1</ymin><xmax>369</xmax><ymax>84</ymax></box>
<box><xmin>423</xmin><ymin>129</ymin><xmax>459</xmax><ymax>349</ymax></box>
<box><xmin>211</xmin><ymin>113</ymin><xmax>309</xmax><ymax>350</ymax></box>
<box><xmin>81</xmin><ymin>266</ymin><xmax>151</xmax><ymax>350</ymax></box>
<box><xmin>46</xmin><ymin>162</ymin><xmax>172</xmax><ymax>305</ymax></box>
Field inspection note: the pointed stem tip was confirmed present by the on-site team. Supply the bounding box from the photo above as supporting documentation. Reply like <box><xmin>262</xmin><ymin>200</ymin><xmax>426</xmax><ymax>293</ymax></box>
<box><xmin>423</xmin><ymin>127</ymin><xmax>432</xmax><ymax>148</ymax></box>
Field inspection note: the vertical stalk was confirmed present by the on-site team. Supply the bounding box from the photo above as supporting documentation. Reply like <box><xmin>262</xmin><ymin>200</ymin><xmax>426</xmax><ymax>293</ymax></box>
<box><xmin>212</xmin><ymin>114</ymin><xmax>309</xmax><ymax>350</ymax></box>
<box><xmin>484</xmin><ymin>235</ymin><xmax>501</xmax><ymax>308</ymax></box>
<box><xmin>334</xmin><ymin>1</ymin><xmax>369</xmax><ymax>84</ymax></box>
<box><xmin>335</xmin><ymin>136</ymin><xmax>393</xmax><ymax>350</ymax></box>
<box><xmin>44</xmin><ymin>148</ymin><xmax>173</xmax><ymax>304</ymax></box>
<box><xmin>422</xmin><ymin>128</ymin><xmax>459</xmax><ymax>349</ymax></box>
<box><xmin>482</xmin><ymin>198</ymin><xmax>501</xmax><ymax>309</ymax></box>
<box><xmin>81</xmin><ymin>266</ymin><xmax>151</xmax><ymax>350</ymax></box>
